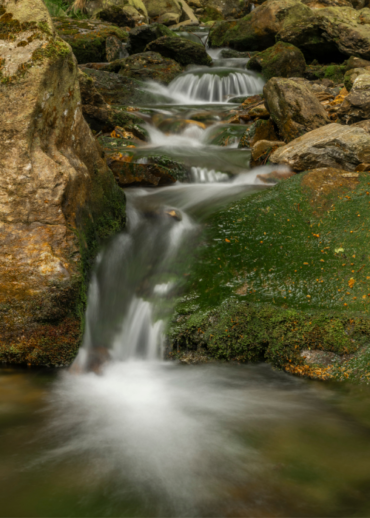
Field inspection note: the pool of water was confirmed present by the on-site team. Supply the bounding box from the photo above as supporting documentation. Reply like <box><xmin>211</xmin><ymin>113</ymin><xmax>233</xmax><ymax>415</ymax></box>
<box><xmin>1</xmin><ymin>365</ymin><xmax>370</xmax><ymax>517</ymax></box>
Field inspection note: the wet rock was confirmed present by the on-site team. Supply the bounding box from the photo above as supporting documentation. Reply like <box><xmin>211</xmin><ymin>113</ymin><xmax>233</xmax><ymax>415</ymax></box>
<box><xmin>277</xmin><ymin>6</ymin><xmax>370</xmax><ymax>63</ymax></box>
<box><xmin>239</xmin><ymin>119</ymin><xmax>279</xmax><ymax>148</ymax></box>
<box><xmin>352</xmin><ymin>119</ymin><xmax>370</xmax><ymax>133</ymax></box>
<box><xmin>105</xmin><ymin>51</ymin><xmax>182</xmax><ymax>83</ymax></box>
<box><xmin>0</xmin><ymin>1</ymin><xmax>125</xmax><ymax>366</ymax></box>
<box><xmin>199</xmin><ymin>0</ymin><xmax>249</xmax><ymax>20</ymax></box>
<box><xmin>270</xmin><ymin>123</ymin><xmax>370</xmax><ymax>171</ymax></box>
<box><xmin>338</xmin><ymin>74</ymin><xmax>370</xmax><ymax>123</ymax></box>
<box><xmin>109</xmin><ymin>160</ymin><xmax>179</xmax><ymax>186</ymax></box>
<box><xmin>126</xmin><ymin>23</ymin><xmax>177</xmax><ymax>54</ymax></box>
<box><xmin>251</xmin><ymin>140</ymin><xmax>286</xmax><ymax>164</ymax></box>
<box><xmin>247</xmin><ymin>42</ymin><xmax>306</xmax><ymax>81</ymax></box>
<box><xmin>264</xmin><ymin>77</ymin><xmax>330</xmax><ymax>142</ymax></box>
<box><xmin>304</xmin><ymin>63</ymin><xmax>347</xmax><ymax>84</ymax></box>
<box><xmin>209</xmin><ymin>0</ymin><xmax>311</xmax><ymax>50</ymax></box>
<box><xmin>106</xmin><ymin>35</ymin><xmax>125</xmax><ymax>61</ymax></box>
<box><xmin>53</xmin><ymin>17</ymin><xmax>128</xmax><ymax>63</ymax></box>
<box><xmin>256</xmin><ymin>170</ymin><xmax>296</xmax><ymax>183</ymax></box>
<box><xmin>146</xmin><ymin>36</ymin><xmax>212</xmax><ymax>66</ymax></box>
<box><xmin>82</xmin><ymin>67</ymin><xmax>171</xmax><ymax>104</ymax></box>
<box><xmin>219</xmin><ymin>49</ymin><xmax>253</xmax><ymax>59</ymax></box>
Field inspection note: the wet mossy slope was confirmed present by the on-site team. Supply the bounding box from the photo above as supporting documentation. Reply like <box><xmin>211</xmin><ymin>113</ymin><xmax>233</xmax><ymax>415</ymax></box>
<box><xmin>170</xmin><ymin>169</ymin><xmax>370</xmax><ymax>381</ymax></box>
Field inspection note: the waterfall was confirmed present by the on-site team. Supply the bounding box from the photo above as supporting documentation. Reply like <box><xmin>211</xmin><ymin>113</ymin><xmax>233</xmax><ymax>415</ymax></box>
<box><xmin>168</xmin><ymin>69</ymin><xmax>264</xmax><ymax>103</ymax></box>
<box><xmin>190</xmin><ymin>167</ymin><xmax>229</xmax><ymax>183</ymax></box>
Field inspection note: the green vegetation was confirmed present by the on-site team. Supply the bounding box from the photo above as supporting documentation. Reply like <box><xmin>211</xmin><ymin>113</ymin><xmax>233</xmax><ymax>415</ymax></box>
<box><xmin>169</xmin><ymin>170</ymin><xmax>370</xmax><ymax>378</ymax></box>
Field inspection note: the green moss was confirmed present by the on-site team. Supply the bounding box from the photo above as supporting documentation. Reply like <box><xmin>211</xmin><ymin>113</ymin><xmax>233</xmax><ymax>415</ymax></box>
<box><xmin>199</xmin><ymin>7</ymin><xmax>224</xmax><ymax>23</ymax></box>
<box><xmin>169</xmin><ymin>169</ymin><xmax>370</xmax><ymax>377</ymax></box>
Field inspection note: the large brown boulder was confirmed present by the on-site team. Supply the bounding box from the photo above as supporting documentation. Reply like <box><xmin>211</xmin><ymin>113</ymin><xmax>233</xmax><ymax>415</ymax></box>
<box><xmin>264</xmin><ymin>77</ymin><xmax>329</xmax><ymax>142</ymax></box>
<box><xmin>338</xmin><ymin>73</ymin><xmax>370</xmax><ymax>123</ymax></box>
<box><xmin>106</xmin><ymin>51</ymin><xmax>182</xmax><ymax>83</ymax></box>
<box><xmin>0</xmin><ymin>0</ymin><xmax>126</xmax><ymax>366</ymax></box>
<box><xmin>270</xmin><ymin>123</ymin><xmax>370</xmax><ymax>170</ymax></box>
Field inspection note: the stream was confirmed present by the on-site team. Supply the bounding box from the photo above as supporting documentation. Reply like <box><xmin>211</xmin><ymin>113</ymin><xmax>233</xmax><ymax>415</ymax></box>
<box><xmin>2</xmin><ymin>36</ymin><xmax>370</xmax><ymax>518</ymax></box>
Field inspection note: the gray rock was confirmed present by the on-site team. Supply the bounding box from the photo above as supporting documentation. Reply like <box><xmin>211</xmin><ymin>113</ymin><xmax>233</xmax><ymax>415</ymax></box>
<box><xmin>271</xmin><ymin>123</ymin><xmax>370</xmax><ymax>171</ymax></box>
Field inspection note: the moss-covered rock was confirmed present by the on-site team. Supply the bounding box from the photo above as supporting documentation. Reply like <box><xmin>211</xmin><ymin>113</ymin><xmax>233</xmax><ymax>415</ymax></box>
<box><xmin>82</xmin><ymin>67</ymin><xmax>171</xmax><ymax>104</ymax></box>
<box><xmin>146</xmin><ymin>36</ymin><xmax>212</xmax><ymax>66</ymax></box>
<box><xmin>0</xmin><ymin>1</ymin><xmax>125</xmax><ymax>367</ymax></box>
<box><xmin>278</xmin><ymin>6</ymin><xmax>370</xmax><ymax>63</ymax></box>
<box><xmin>89</xmin><ymin>0</ymin><xmax>148</xmax><ymax>26</ymax></box>
<box><xmin>106</xmin><ymin>51</ymin><xmax>182</xmax><ymax>83</ymax></box>
<box><xmin>169</xmin><ymin>168</ymin><xmax>370</xmax><ymax>381</ymax></box>
<box><xmin>53</xmin><ymin>16</ymin><xmax>128</xmax><ymax>63</ymax></box>
<box><xmin>208</xmin><ymin>0</ymin><xmax>311</xmax><ymax>50</ymax></box>
<box><xmin>304</xmin><ymin>62</ymin><xmax>347</xmax><ymax>83</ymax></box>
<box><xmin>247</xmin><ymin>42</ymin><xmax>306</xmax><ymax>81</ymax></box>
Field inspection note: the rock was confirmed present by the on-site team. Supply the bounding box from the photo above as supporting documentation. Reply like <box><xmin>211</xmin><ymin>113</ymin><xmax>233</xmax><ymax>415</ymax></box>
<box><xmin>346</xmin><ymin>55</ymin><xmax>370</xmax><ymax>71</ymax></box>
<box><xmin>86</xmin><ymin>0</ymin><xmax>148</xmax><ymax>20</ymax></box>
<box><xmin>81</xmin><ymin>67</ymin><xmax>171</xmax><ymax>104</ymax></box>
<box><xmin>126</xmin><ymin>23</ymin><xmax>176</xmax><ymax>54</ymax></box>
<box><xmin>105</xmin><ymin>51</ymin><xmax>182</xmax><ymax>83</ymax></box>
<box><xmin>144</xmin><ymin>0</ymin><xmax>183</xmax><ymax>24</ymax></box>
<box><xmin>239</xmin><ymin>119</ymin><xmax>279</xmax><ymax>148</ymax></box>
<box><xmin>177</xmin><ymin>0</ymin><xmax>199</xmax><ymax>25</ymax></box>
<box><xmin>106</xmin><ymin>35</ymin><xmax>125</xmax><ymax>61</ymax></box>
<box><xmin>277</xmin><ymin>6</ymin><xmax>370</xmax><ymax>63</ymax></box>
<box><xmin>96</xmin><ymin>5</ymin><xmax>143</xmax><ymax>27</ymax></box>
<box><xmin>208</xmin><ymin>0</ymin><xmax>311</xmax><ymax>50</ymax></box>
<box><xmin>53</xmin><ymin>17</ymin><xmax>128</xmax><ymax>64</ymax></box>
<box><xmin>304</xmin><ymin>63</ymin><xmax>347</xmax><ymax>84</ymax></box>
<box><xmin>146</xmin><ymin>36</ymin><xmax>212</xmax><ymax>66</ymax></box>
<box><xmin>344</xmin><ymin>67</ymin><xmax>370</xmax><ymax>91</ymax></box>
<box><xmin>256</xmin><ymin>169</ymin><xmax>296</xmax><ymax>183</ymax></box>
<box><xmin>352</xmin><ymin>119</ymin><xmax>370</xmax><ymax>133</ymax></box>
<box><xmin>219</xmin><ymin>49</ymin><xmax>253</xmax><ymax>59</ymax></box>
<box><xmin>270</xmin><ymin>123</ymin><xmax>370</xmax><ymax>170</ymax></box>
<box><xmin>338</xmin><ymin>73</ymin><xmax>370</xmax><ymax>123</ymax></box>
<box><xmin>251</xmin><ymin>140</ymin><xmax>286</xmax><ymax>163</ymax></box>
<box><xmin>78</xmin><ymin>69</ymin><xmax>106</xmax><ymax>106</ymax></box>
<box><xmin>264</xmin><ymin>77</ymin><xmax>330</xmax><ymax>142</ymax></box>
<box><xmin>109</xmin><ymin>161</ymin><xmax>178</xmax><ymax>186</ymax></box>
<box><xmin>199</xmin><ymin>0</ymin><xmax>249</xmax><ymax>20</ymax></box>
<box><xmin>247</xmin><ymin>42</ymin><xmax>306</xmax><ymax>81</ymax></box>
<box><xmin>0</xmin><ymin>1</ymin><xmax>125</xmax><ymax>366</ymax></box>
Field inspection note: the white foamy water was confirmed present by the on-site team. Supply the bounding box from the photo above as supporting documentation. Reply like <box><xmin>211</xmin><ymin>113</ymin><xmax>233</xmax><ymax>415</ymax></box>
<box><xmin>190</xmin><ymin>167</ymin><xmax>229</xmax><ymax>183</ymax></box>
<box><xmin>145</xmin><ymin>68</ymin><xmax>264</xmax><ymax>104</ymax></box>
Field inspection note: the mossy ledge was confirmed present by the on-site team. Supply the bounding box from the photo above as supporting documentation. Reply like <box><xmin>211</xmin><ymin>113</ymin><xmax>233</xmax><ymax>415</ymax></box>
<box><xmin>167</xmin><ymin>169</ymin><xmax>370</xmax><ymax>383</ymax></box>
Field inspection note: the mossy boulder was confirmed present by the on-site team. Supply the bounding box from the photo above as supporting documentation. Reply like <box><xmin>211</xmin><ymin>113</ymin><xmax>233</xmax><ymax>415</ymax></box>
<box><xmin>344</xmin><ymin>67</ymin><xmax>370</xmax><ymax>91</ymax></box>
<box><xmin>169</xmin><ymin>168</ymin><xmax>370</xmax><ymax>381</ymax></box>
<box><xmin>0</xmin><ymin>1</ymin><xmax>125</xmax><ymax>366</ymax></box>
<box><xmin>208</xmin><ymin>0</ymin><xmax>311</xmax><ymax>50</ymax></box>
<box><xmin>126</xmin><ymin>22</ymin><xmax>176</xmax><ymax>54</ymax></box>
<box><xmin>146</xmin><ymin>36</ymin><xmax>212</xmax><ymax>66</ymax></box>
<box><xmin>264</xmin><ymin>77</ymin><xmax>329</xmax><ymax>142</ymax></box>
<box><xmin>247</xmin><ymin>42</ymin><xmax>306</xmax><ymax>81</ymax></box>
<box><xmin>144</xmin><ymin>0</ymin><xmax>183</xmax><ymax>24</ymax></box>
<box><xmin>278</xmin><ymin>6</ymin><xmax>370</xmax><ymax>63</ymax></box>
<box><xmin>82</xmin><ymin>67</ymin><xmax>171</xmax><ymax>104</ymax></box>
<box><xmin>53</xmin><ymin>17</ymin><xmax>128</xmax><ymax>63</ymax></box>
<box><xmin>105</xmin><ymin>51</ymin><xmax>183</xmax><ymax>83</ymax></box>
